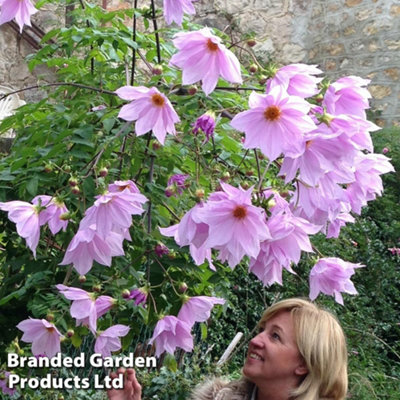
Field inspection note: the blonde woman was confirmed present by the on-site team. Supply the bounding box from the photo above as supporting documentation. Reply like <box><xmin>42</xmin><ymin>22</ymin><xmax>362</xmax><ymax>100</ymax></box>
<box><xmin>108</xmin><ymin>298</ymin><xmax>348</xmax><ymax>400</ymax></box>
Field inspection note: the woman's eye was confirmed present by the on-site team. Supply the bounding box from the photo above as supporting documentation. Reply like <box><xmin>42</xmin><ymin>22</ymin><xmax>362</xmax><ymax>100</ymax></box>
<box><xmin>271</xmin><ymin>332</ymin><xmax>280</xmax><ymax>341</ymax></box>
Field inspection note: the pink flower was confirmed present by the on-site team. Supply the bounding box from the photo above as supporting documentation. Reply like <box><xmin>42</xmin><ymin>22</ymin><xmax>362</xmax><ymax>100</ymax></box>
<box><xmin>0</xmin><ymin>0</ymin><xmax>38</xmax><ymax>33</ymax></box>
<box><xmin>192</xmin><ymin>111</ymin><xmax>216</xmax><ymax>142</ymax></box>
<box><xmin>0</xmin><ymin>371</ymin><xmax>17</xmax><ymax>396</ymax></box>
<box><xmin>149</xmin><ymin>316</ymin><xmax>193</xmax><ymax>357</ymax></box>
<box><xmin>127</xmin><ymin>288</ymin><xmax>147</xmax><ymax>306</ymax></box>
<box><xmin>177</xmin><ymin>296</ymin><xmax>225</xmax><ymax>328</ymax></box>
<box><xmin>108</xmin><ymin>179</ymin><xmax>140</xmax><ymax>194</ymax></box>
<box><xmin>16</xmin><ymin>318</ymin><xmax>62</xmax><ymax>358</ymax></box>
<box><xmin>231</xmin><ymin>86</ymin><xmax>316</xmax><ymax>161</ymax></box>
<box><xmin>56</xmin><ymin>284</ymin><xmax>115</xmax><ymax>334</ymax></box>
<box><xmin>382</xmin><ymin>147</ymin><xmax>389</xmax><ymax>154</ymax></box>
<box><xmin>163</xmin><ymin>0</ymin><xmax>196</xmax><ymax>26</ymax></box>
<box><xmin>116</xmin><ymin>86</ymin><xmax>180</xmax><ymax>145</ymax></box>
<box><xmin>196</xmin><ymin>183</ymin><xmax>271</xmax><ymax>268</ymax></box>
<box><xmin>249</xmin><ymin>213</ymin><xmax>319</xmax><ymax>286</ymax></box>
<box><xmin>94</xmin><ymin>325</ymin><xmax>130</xmax><ymax>358</ymax></box>
<box><xmin>59</xmin><ymin>228</ymin><xmax>125</xmax><ymax>275</ymax></box>
<box><xmin>160</xmin><ymin>203</ymin><xmax>208</xmax><ymax>248</ymax></box>
<box><xmin>266</xmin><ymin>63</ymin><xmax>323</xmax><ymax>98</ymax></box>
<box><xmin>170</xmin><ymin>27</ymin><xmax>242</xmax><ymax>95</ymax></box>
<box><xmin>80</xmin><ymin>190</ymin><xmax>147</xmax><ymax>239</ymax></box>
<box><xmin>32</xmin><ymin>195</ymin><xmax>69</xmax><ymax>235</ymax></box>
<box><xmin>279</xmin><ymin>129</ymin><xmax>357</xmax><ymax>187</ymax></box>
<box><xmin>165</xmin><ymin>174</ymin><xmax>189</xmax><ymax>197</ymax></box>
<box><xmin>323</xmin><ymin>76</ymin><xmax>371</xmax><ymax>118</ymax></box>
<box><xmin>0</xmin><ymin>200</ymin><xmax>42</xmax><ymax>257</ymax></box>
<box><xmin>345</xmin><ymin>153</ymin><xmax>394</xmax><ymax>214</ymax></box>
<box><xmin>309</xmin><ymin>257</ymin><xmax>364</xmax><ymax>305</ymax></box>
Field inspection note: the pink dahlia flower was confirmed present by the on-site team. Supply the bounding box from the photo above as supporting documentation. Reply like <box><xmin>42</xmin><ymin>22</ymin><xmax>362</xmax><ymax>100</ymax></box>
<box><xmin>345</xmin><ymin>153</ymin><xmax>394</xmax><ymax>214</ymax></box>
<box><xmin>32</xmin><ymin>195</ymin><xmax>69</xmax><ymax>235</ymax></box>
<box><xmin>80</xmin><ymin>190</ymin><xmax>147</xmax><ymax>239</ymax></box>
<box><xmin>17</xmin><ymin>318</ymin><xmax>62</xmax><ymax>358</ymax></box>
<box><xmin>192</xmin><ymin>111</ymin><xmax>216</xmax><ymax>142</ymax></box>
<box><xmin>177</xmin><ymin>296</ymin><xmax>225</xmax><ymax>328</ymax></box>
<box><xmin>323</xmin><ymin>76</ymin><xmax>371</xmax><ymax>118</ymax></box>
<box><xmin>169</xmin><ymin>27</ymin><xmax>242</xmax><ymax>95</ymax></box>
<box><xmin>116</xmin><ymin>86</ymin><xmax>180</xmax><ymax>145</ymax></box>
<box><xmin>249</xmin><ymin>213</ymin><xmax>319</xmax><ymax>286</ymax></box>
<box><xmin>279</xmin><ymin>129</ymin><xmax>357</xmax><ymax>186</ymax></box>
<box><xmin>0</xmin><ymin>200</ymin><xmax>42</xmax><ymax>257</ymax></box>
<box><xmin>94</xmin><ymin>324</ymin><xmax>130</xmax><ymax>358</ymax></box>
<box><xmin>231</xmin><ymin>86</ymin><xmax>316</xmax><ymax>161</ymax></box>
<box><xmin>108</xmin><ymin>179</ymin><xmax>140</xmax><ymax>194</ymax></box>
<box><xmin>56</xmin><ymin>284</ymin><xmax>115</xmax><ymax>334</ymax></box>
<box><xmin>127</xmin><ymin>287</ymin><xmax>147</xmax><ymax>306</ymax></box>
<box><xmin>196</xmin><ymin>182</ymin><xmax>270</xmax><ymax>268</ymax></box>
<box><xmin>0</xmin><ymin>0</ymin><xmax>38</xmax><ymax>33</ymax></box>
<box><xmin>165</xmin><ymin>173</ymin><xmax>189</xmax><ymax>197</ymax></box>
<box><xmin>149</xmin><ymin>316</ymin><xmax>193</xmax><ymax>357</ymax></box>
<box><xmin>309</xmin><ymin>257</ymin><xmax>364</xmax><ymax>305</ymax></box>
<box><xmin>163</xmin><ymin>0</ymin><xmax>196</xmax><ymax>26</ymax></box>
<box><xmin>59</xmin><ymin>228</ymin><xmax>125</xmax><ymax>275</ymax></box>
<box><xmin>266</xmin><ymin>63</ymin><xmax>323</xmax><ymax>99</ymax></box>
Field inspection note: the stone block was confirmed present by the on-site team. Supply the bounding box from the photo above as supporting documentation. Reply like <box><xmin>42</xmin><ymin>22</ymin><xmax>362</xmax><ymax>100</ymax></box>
<box><xmin>390</xmin><ymin>5</ymin><xmax>400</xmax><ymax>16</ymax></box>
<box><xmin>369</xmin><ymin>85</ymin><xmax>392</xmax><ymax>99</ymax></box>
<box><xmin>384</xmin><ymin>68</ymin><xmax>399</xmax><ymax>81</ymax></box>
<box><xmin>384</xmin><ymin>39</ymin><xmax>400</xmax><ymax>50</ymax></box>
<box><xmin>328</xmin><ymin>43</ymin><xmax>345</xmax><ymax>56</ymax></box>
<box><xmin>343</xmin><ymin>27</ymin><xmax>356</xmax><ymax>36</ymax></box>
<box><xmin>356</xmin><ymin>8</ymin><xmax>374</xmax><ymax>21</ymax></box>
<box><xmin>345</xmin><ymin>0</ymin><xmax>363</xmax><ymax>7</ymax></box>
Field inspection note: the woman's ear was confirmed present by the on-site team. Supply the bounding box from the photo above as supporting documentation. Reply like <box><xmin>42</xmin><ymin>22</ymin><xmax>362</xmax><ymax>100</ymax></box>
<box><xmin>294</xmin><ymin>361</ymin><xmax>308</xmax><ymax>376</ymax></box>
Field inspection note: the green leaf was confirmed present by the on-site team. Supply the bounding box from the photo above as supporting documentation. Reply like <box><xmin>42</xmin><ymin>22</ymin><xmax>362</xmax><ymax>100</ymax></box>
<box><xmin>71</xmin><ymin>333</ymin><xmax>82</xmax><ymax>348</ymax></box>
<box><xmin>26</xmin><ymin>175</ymin><xmax>39</xmax><ymax>196</ymax></box>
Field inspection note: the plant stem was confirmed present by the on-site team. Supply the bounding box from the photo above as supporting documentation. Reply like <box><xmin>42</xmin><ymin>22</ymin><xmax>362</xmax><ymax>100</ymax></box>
<box><xmin>130</xmin><ymin>0</ymin><xmax>138</xmax><ymax>85</ymax></box>
<box><xmin>150</xmin><ymin>0</ymin><xmax>161</xmax><ymax>64</ymax></box>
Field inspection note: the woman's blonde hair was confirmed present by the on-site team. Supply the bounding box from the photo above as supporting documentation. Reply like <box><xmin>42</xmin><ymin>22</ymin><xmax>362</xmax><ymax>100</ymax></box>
<box><xmin>258</xmin><ymin>298</ymin><xmax>348</xmax><ymax>400</ymax></box>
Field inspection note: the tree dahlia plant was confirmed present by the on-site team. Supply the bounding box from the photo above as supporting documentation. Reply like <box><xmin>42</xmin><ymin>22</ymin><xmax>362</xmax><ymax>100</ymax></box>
<box><xmin>0</xmin><ymin>1</ymin><xmax>395</xmax><ymax>391</ymax></box>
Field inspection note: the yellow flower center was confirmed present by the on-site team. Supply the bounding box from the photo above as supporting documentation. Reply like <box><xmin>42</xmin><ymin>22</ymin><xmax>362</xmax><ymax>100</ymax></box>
<box><xmin>264</xmin><ymin>105</ymin><xmax>281</xmax><ymax>121</ymax></box>
<box><xmin>233</xmin><ymin>205</ymin><xmax>247</xmax><ymax>219</ymax></box>
<box><xmin>206</xmin><ymin>39</ymin><xmax>219</xmax><ymax>52</ymax></box>
<box><xmin>151</xmin><ymin>93</ymin><xmax>165</xmax><ymax>107</ymax></box>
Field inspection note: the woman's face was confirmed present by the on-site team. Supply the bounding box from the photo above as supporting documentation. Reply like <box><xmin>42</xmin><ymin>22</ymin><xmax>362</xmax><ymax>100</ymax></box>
<box><xmin>242</xmin><ymin>311</ymin><xmax>307</xmax><ymax>385</ymax></box>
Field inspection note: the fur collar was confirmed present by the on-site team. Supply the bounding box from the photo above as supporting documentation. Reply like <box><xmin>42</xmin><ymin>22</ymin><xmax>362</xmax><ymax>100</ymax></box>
<box><xmin>190</xmin><ymin>377</ymin><xmax>255</xmax><ymax>400</ymax></box>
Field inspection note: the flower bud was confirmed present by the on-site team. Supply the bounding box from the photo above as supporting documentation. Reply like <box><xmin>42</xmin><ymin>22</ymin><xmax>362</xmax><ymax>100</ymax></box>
<box><xmin>382</xmin><ymin>147</ymin><xmax>389</xmax><ymax>154</ymax></box>
<box><xmin>44</xmin><ymin>164</ymin><xmax>53</xmax><ymax>173</ymax></box>
<box><xmin>93</xmin><ymin>284</ymin><xmax>102</xmax><ymax>293</ymax></box>
<box><xmin>71</xmin><ymin>186</ymin><xmax>81</xmax><ymax>195</ymax></box>
<box><xmin>195</xmin><ymin>188</ymin><xmax>205</xmax><ymax>199</ymax></box>
<box><xmin>246</xmin><ymin>38</ymin><xmax>256</xmax><ymax>47</ymax></box>
<box><xmin>78</xmin><ymin>275</ymin><xmax>86</xmax><ymax>283</ymax></box>
<box><xmin>221</xmin><ymin>171</ymin><xmax>230</xmax><ymax>182</ymax></box>
<box><xmin>67</xmin><ymin>329</ymin><xmax>74</xmax><ymax>338</ymax></box>
<box><xmin>152</xmin><ymin>65</ymin><xmax>163</xmax><ymax>76</ymax></box>
<box><xmin>46</xmin><ymin>313</ymin><xmax>54</xmax><ymax>322</ymax></box>
<box><xmin>122</xmin><ymin>289</ymin><xmax>131</xmax><ymax>299</ymax></box>
<box><xmin>152</xmin><ymin>140</ymin><xmax>161</xmax><ymax>151</ymax></box>
<box><xmin>259</xmin><ymin>75</ymin><xmax>268</xmax><ymax>85</ymax></box>
<box><xmin>68</xmin><ymin>177</ymin><xmax>78</xmax><ymax>187</ymax></box>
<box><xmin>99</xmin><ymin>167</ymin><xmax>108</xmax><ymax>177</ymax></box>
<box><xmin>245</xmin><ymin>170</ymin><xmax>254</xmax><ymax>177</ymax></box>
<box><xmin>178</xmin><ymin>282</ymin><xmax>188</xmax><ymax>293</ymax></box>
<box><xmin>188</xmin><ymin>85</ymin><xmax>198</xmax><ymax>95</ymax></box>
<box><xmin>249</xmin><ymin>64</ymin><xmax>258</xmax><ymax>74</ymax></box>
<box><xmin>241</xmin><ymin>181</ymin><xmax>250</xmax><ymax>190</ymax></box>
<box><xmin>64</xmin><ymin>165</ymin><xmax>71</xmax><ymax>173</ymax></box>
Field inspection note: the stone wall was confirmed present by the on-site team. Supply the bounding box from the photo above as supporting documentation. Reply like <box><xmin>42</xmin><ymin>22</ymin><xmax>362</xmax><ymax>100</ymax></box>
<box><xmin>1</xmin><ymin>0</ymin><xmax>399</xmax><ymax>125</ymax></box>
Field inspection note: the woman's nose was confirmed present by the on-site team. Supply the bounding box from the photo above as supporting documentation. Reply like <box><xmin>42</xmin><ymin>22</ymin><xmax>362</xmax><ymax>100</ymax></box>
<box><xmin>249</xmin><ymin>333</ymin><xmax>265</xmax><ymax>348</ymax></box>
